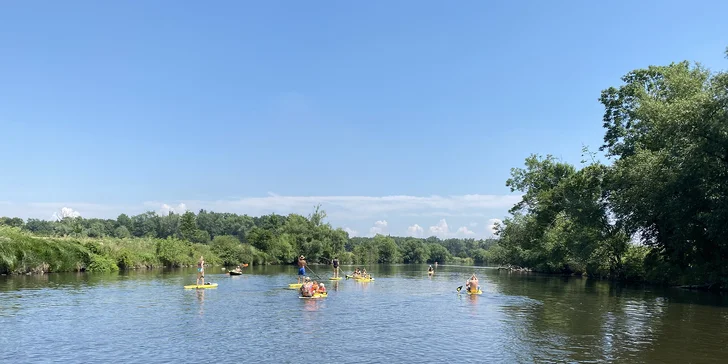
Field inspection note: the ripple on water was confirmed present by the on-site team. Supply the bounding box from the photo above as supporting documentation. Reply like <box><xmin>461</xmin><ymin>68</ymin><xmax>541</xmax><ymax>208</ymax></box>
<box><xmin>2</xmin><ymin>267</ymin><xmax>728</xmax><ymax>363</ymax></box>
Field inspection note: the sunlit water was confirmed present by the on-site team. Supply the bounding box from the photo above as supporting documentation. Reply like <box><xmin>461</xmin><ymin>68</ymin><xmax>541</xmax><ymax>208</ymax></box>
<box><xmin>2</xmin><ymin>264</ymin><xmax>728</xmax><ymax>363</ymax></box>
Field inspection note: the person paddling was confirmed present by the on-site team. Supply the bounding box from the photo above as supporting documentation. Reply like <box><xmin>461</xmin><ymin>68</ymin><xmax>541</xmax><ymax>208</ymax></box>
<box><xmin>196</xmin><ymin>256</ymin><xmax>205</xmax><ymax>286</ymax></box>
<box><xmin>428</xmin><ymin>265</ymin><xmax>434</xmax><ymax>273</ymax></box>
<box><xmin>297</xmin><ymin>255</ymin><xmax>307</xmax><ymax>284</ymax></box>
<box><xmin>332</xmin><ymin>256</ymin><xmax>340</xmax><ymax>278</ymax></box>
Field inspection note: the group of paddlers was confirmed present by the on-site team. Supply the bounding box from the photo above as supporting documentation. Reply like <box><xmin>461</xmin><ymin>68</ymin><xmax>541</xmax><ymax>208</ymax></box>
<box><xmin>299</xmin><ymin>277</ymin><xmax>326</xmax><ymax>297</ymax></box>
<box><xmin>349</xmin><ymin>267</ymin><xmax>371</xmax><ymax>279</ymax></box>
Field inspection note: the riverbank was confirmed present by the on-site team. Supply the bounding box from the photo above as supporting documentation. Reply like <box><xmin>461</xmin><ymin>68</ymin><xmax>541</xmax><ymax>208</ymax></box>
<box><xmin>0</xmin><ymin>226</ymin><xmax>221</xmax><ymax>274</ymax></box>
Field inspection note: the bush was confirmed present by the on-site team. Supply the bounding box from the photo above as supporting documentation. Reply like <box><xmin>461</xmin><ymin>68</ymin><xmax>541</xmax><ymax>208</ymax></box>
<box><xmin>156</xmin><ymin>238</ymin><xmax>192</xmax><ymax>267</ymax></box>
<box><xmin>87</xmin><ymin>254</ymin><xmax>119</xmax><ymax>272</ymax></box>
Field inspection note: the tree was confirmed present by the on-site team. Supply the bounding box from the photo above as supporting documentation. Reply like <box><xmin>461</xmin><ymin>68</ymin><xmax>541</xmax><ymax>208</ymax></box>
<box><xmin>374</xmin><ymin>234</ymin><xmax>400</xmax><ymax>263</ymax></box>
<box><xmin>114</xmin><ymin>226</ymin><xmax>131</xmax><ymax>238</ymax></box>
<box><xmin>0</xmin><ymin>217</ymin><xmax>24</xmax><ymax>228</ymax></box>
<box><xmin>180</xmin><ymin>211</ymin><xmax>197</xmax><ymax>240</ymax></box>
<box><xmin>599</xmin><ymin>55</ymin><xmax>728</xmax><ymax>284</ymax></box>
<box><xmin>117</xmin><ymin>214</ymin><xmax>132</xmax><ymax>230</ymax></box>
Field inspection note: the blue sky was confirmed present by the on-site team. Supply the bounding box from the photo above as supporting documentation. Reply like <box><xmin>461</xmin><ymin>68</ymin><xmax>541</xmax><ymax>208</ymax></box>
<box><xmin>1</xmin><ymin>1</ymin><xmax>727</xmax><ymax>238</ymax></box>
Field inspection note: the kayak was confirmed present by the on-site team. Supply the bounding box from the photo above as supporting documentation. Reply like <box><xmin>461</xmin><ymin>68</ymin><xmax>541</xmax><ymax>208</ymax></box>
<box><xmin>288</xmin><ymin>283</ymin><xmax>303</xmax><ymax>289</ymax></box>
<box><xmin>329</xmin><ymin>277</ymin><xmax>343</xmax><ymax>280</ymax></box>
<box><xmin>184</xmin><ymin>283</ymin><xmax>218</xmax><ymax>289</ymax></box>
<box><xmin>466</xmin><ymin>289</ymin><xmax>483</xmax><ymax>295</ymax></box>
<box><xmin>299</xmin><ymin>292</ymin><xmax>328</xmax><ymax>299</ymax></box>
<box><xmin>228</xmin><ymin>271</ymin><xmax>243</xmax><ymax>275</ymax></box>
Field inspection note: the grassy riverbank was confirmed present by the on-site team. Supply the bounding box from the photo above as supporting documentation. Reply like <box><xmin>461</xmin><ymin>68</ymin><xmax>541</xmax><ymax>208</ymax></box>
<box><xmin>0</xmin><ymin>226</ymin><xmax>220</xmax><ymax>274</ymax></box>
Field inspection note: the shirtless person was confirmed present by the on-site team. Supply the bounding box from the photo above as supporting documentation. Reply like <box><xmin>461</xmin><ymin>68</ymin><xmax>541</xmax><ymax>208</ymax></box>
<box><xmin>466</xmin><ymin>273</ymin><xmax>479</xmax><ymax>293</ymax></box>
<box><xmin>297</xmin><ymin>255</ymin><xmax>307</xmax><ymax>284</ymax></box>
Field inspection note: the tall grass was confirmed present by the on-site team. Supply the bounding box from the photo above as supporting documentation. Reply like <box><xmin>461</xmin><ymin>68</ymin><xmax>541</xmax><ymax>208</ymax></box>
<box><xmin>0</xmin><ymin>226</ymin><xmax>223</xmax><ymax>274</ymax></box>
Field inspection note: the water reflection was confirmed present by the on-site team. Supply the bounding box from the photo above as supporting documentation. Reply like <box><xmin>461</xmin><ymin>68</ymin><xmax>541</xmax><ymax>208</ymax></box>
<box><xmin>196</xmin><ymin>289</ymin><xmax>205</xmax><ymax>316</ymax></box>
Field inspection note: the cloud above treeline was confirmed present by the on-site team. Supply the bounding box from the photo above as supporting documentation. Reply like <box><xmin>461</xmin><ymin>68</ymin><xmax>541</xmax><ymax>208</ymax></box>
<box><xmin>0</xmin><ymin>193</ymin><xmax>518</xmax><ymax>239</ymax></box>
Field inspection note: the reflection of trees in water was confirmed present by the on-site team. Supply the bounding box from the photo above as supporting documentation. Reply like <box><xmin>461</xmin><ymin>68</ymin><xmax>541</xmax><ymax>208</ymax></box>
<box><xmin>491</xmin><ymin>274</ymin><xmax>674</xmax><ymax>362</ymax></box>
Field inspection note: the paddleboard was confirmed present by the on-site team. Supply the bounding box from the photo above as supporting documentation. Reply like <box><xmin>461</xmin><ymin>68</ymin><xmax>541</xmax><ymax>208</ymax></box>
<box><xmin>466</xmin><ymin>289</ymin><xmax>482</xmax><ymax>295</ymax></box>
<box><xmin>299</xmin><ymin>292</ymin><xmax>328</xmax><ymax>299</ymax></box>
<box><xmin>184</xmin><ymin>283</ymin><xmax>218</xmax><ymax>289</ymax></box>
<box><xmin>329</xmin><ymin>277</ymin><xmax>343</xmax><ymax>280</ymax></box>
<box><xmin>288</xmin><ymin>283</ymin><xmax>303</xmax><ymax>289</ymax></box>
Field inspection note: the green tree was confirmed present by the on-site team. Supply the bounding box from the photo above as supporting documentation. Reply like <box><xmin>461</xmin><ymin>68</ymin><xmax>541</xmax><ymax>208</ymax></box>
<box><xmin>180</xmin><ymin>211</ymin><xmax>197</xmax><ymax>240</ymax></box>
<box><xmin>114</xmin><ymin>226</ymin><xmax>131</xmax><ymax>238</ymax></box>
<box><xmin>599</xmin><ymin>54</ymin><xmax>728</xmax><ymax>285</ymax></box>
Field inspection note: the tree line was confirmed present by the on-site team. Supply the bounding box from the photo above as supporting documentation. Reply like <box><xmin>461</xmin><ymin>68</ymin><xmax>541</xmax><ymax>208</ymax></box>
<box><xmin>494</xmin><ymin>47</ymin><xmax>728</xmax><ymax>289</ymax></box>
<box><xmin>0</xmin><ymin>205</ymin><xmax>500</xmax><ymax>269</ymax></box>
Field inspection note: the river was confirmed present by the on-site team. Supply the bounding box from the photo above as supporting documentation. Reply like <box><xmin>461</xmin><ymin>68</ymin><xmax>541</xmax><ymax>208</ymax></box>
<box><xmin>1</xmin><ymin>264</ymin><xmax>727</xmax><ymax>363</ymax></box>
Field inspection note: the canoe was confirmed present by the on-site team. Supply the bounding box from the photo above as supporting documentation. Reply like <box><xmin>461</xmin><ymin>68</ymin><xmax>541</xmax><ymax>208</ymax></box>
<box><xmin>466</xmin><ymin>289</ymin><xmax>482</xmax><ymax>295</ymax></box>
<box><xmin>228</xmin><ymin>271</ymin><xmax>243</xmax><ymax>275</ymax></box>
<box><xmin>355</xmin><ymin>277</ymin><xmax>375</xmax><ymax>282</ymax></box>
<box><xmin>329</xmin><ymin>277</ymin><xmax>343</xmax><ymax>280</ymax></box>
<box><xmin>299</xmin><ymin>292</ymin><xmax>328</xmax><ymax>299</ymax></box>
<box><xmin>288</xmin><ymin>283</ymin><xmax>303</xmax><ymax>289</ymax></box>
<box><xmin>184</xmin><ymin>283</ymin><xmax>218</xmax><ymax>289</ymax></box>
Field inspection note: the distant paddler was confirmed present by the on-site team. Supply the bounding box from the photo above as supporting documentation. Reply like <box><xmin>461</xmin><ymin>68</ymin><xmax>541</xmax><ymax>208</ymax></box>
<box><xmin>428</xmin><ymin>265</ymin><xmax>434</xmax><ymax>275</ymax></box>
<box><xmin>332</xmin><ymin>256</ymin><xmax>340</xmax><ymax>278</ymax></box>
<box><xmin>466</xmin><ymin>273</ymin><xmax>480</xmax><ymax>293</ymax></box>
<box><xmin>297</xmin><ymin>255</ymin><xmax>307</xmax><ymax>284</ymax></box>
<box><xmin>196</xmin><ymin>256</ymin><xmax>205</xmax><ymax>286</ymax></box>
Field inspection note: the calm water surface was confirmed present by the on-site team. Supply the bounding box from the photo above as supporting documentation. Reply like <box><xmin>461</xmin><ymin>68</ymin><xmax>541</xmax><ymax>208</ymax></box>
<box><xmin>2</xmin><ymin>264</ymin><xmax>728</xmax><ymax>363</ymax></box>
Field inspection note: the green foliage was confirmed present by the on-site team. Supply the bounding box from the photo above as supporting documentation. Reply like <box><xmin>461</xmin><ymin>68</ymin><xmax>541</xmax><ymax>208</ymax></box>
<box><xmin>179</xmin><ymin>211</ymin><xmax>196</xmax><ymax>240</ymax></box>
<box><xmin>210</xmin><ymin>235</ymin><xmax>248</xmax><ymax>266</ymax></box>
<box><xmin>155</xmin><ymin>237</ymin><xmax>192</xmax><ymax>267</ymax></box>
<box><xmin>494</xmin><ymin>46</ymin><xmax>728</xmax><ymax>287</ymax></box>
<box><xmin>114</xmin><ymin>226</ymin><xmax>131</xmax><ymax>238</ymax></box>
<box><xmin>87</xmin><ymin>254</ymin><xmax>119</xmax><ymax>272</ymax></box>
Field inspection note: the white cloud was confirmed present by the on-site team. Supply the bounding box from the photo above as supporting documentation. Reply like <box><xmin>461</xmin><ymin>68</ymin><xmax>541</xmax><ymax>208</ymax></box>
<box><xmin>344</xmin><ymin>227</ymin><xmax>359</xmax><ymax>237</ymax></box>
<box><xmin>159</xmin><ymin>203</ymin><xmax>188</xmax><ymax>216</ymax></box>
<box><xmin>429</xmin><ymin>219</ymin><xmax>449</xmax><ymax>237</ymax></box>
<box><xmin>487</xmin><ymin>218</ymin><xmax>503</xmax><ymax>237</ymax></box>
<box><xmin>161</xmin><ymin>193</ymin><xmax>521</xmax><ymax>220</ymax></box>
<box><xmin>406</xmin><ymin>224</ymin><xmax>424</xmax><ymax>237</ymax></box>
<box><xmin>456</xmin><ymin>226</ymin><xmax>476</xmax><ymax>236</ymax></box>
<box><xmin>52</xmin><ymin>207</ymin><xmax>81</xmax><ymax>221</ymax></box>
<box><xmin>369</xmin><ymin>220</ymin><xmax>388</xmax><ymax>236</ymax></box>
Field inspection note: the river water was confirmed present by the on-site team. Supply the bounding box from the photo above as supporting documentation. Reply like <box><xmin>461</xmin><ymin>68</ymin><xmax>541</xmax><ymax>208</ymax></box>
<box><xmin>1</xmin><ymin>264</ymin><xmax>727</xmax><ymax>363</ymax></box>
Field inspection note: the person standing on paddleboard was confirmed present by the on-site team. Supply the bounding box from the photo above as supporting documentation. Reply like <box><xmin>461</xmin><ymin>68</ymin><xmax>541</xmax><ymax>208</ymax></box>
<box><xmin>196</xmin><ymin>256</ymin><xmax>205</xmax><ymax>286</ymax></box>
<box><xmin>332</xmin><ymin>256</ymin><xmax>340</xmax><ymax>278</ymax></box>
<box><xmin>297</xmin><ymin>255</ymin><xmax>307</xmax><ymax>284</ymax></box>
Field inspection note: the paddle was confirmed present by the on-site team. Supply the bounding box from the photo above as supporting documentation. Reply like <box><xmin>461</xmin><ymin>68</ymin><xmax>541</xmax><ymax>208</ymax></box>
<box><xmin>456</xmin><ymin>286</ymin><xmax>463</xmax><ymax>293</ymax></box>
<box><xmin>306</xmin><ymin>264</ymin><xmax>323</xmax><ymax>281</ymax></box>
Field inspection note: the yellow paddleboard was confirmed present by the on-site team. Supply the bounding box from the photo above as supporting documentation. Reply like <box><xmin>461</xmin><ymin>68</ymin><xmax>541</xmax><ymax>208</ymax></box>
<box><xmin>355</xmin><ymin>278</ymin><xmax>374</xmax><ymax>282</ymax></box>
<box><xmin>288</xmin><ymin>283</ymin><xmax>303</xmax><ymax>289</ymax></box>
<box><xmin>329</xmin><ymin>277</ymin><xmax>342</xmax><ymax>280</ymax></box>
<box><xmin>466</xmin><ymin>289</ymin><xmax>482</xmax><ymax>295</ymax></box>
<box><xmin>299</xmin><ymin>292</ymin><xmax>328</xmax><ymax>299</ymax></box>
<box><xmin>184</xmin><ymin>283</ymin><xmax>218</xmax><ymax>289</ymax></box>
